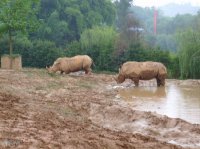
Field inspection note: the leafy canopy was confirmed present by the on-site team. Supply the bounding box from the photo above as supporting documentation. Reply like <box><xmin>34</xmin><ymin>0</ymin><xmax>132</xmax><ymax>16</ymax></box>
<box><xmin>0</xmin><ymin>0</ymin><xmax>40</xmax><ymax>32</ymax></box>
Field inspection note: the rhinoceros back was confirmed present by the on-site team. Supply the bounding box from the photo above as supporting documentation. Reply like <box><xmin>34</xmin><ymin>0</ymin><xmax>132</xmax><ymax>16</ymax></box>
<box><xmin>120</xmin><ymin>62</ymin><xmax>141</xmax><ymax>77</ymax></box>
<box><xmin>64</xmin><ymin>55</ymin><xmax>92</xmax><ymax>72</ymax></box>
<box><xmin>120</xmin><ymin>61</ymin><xmax>167</xmax><ymax>80</ymax></box>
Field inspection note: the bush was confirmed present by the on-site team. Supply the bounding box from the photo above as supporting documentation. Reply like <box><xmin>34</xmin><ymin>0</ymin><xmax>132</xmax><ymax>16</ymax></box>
<box><xmin>26</xmin><ymin>40</ymin><xmax>64</xmax><ymax>67</ymax></box>
<box><xmin>177</xmin><ymin>29</ymin><xmax>200</xmax><ymax>79</ymax></box>
<box><xmin>0</xmin><ymin>37</ymin><xmax>64</xmax><ymax>68</ymax></box>
<box><xmin>80</xmin><ymin>26</ymin><xmax>118</xmax><ymax>71</ymax></box>
<box><xmin>167</xmin><ymin>54</ymin><xmax>180</xmax><ymax>78</ymax></box>
<box><xmin>65</xmin><ymin>41</ymin><xmax>83</xmax><ymax>56</ymax></box>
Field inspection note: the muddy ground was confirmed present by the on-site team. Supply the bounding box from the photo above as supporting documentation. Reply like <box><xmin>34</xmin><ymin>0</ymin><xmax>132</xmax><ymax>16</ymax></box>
<box><xmin>0</xmin><ymin>68</ymin><xmax>200</xmax><ymax>149</ymax></box>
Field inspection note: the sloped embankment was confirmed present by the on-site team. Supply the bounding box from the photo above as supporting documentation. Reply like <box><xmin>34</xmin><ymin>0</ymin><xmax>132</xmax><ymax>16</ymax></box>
<box><xmin>0</xmin><ymin>69</ymin><xmax>199</xmax><ymax>148</ymax></box>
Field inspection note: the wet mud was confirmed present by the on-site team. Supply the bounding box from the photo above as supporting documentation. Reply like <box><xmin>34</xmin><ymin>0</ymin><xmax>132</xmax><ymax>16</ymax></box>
<box><xmin>0</xmin><ymin>69</ymin><xmax>199</xmax><ymax>149</ymax></box>
<box><xmin>118</xmin><ymin>84</ymin><xmax>200</xmax><ymax>124</ymax></box>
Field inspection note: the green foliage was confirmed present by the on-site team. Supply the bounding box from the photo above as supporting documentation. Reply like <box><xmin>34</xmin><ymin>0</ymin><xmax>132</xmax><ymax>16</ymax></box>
<box><xmin>126</xmin><ymin>44</ymin><xmax>179</xmax><ymax>78</ymax></box>
<box><xmin>46</xmin><ymin>10</ymin><xmax>69</xmax><ymax>46</ymax></box>
<box><xmin>39</xmin><ymin>0</ymin><xmax>60</xmax><ymax>19</ymax></box>
<box><xmin>24</xmin><ymin>40</ymin><xmax>64</xmax><ymax>67</ymax></box>
<box><xmin>115</xmin><ymin>0</ymin><xmax>133</xmax><ymax>30</ymax></box>
<box><xmin>1</xmin><ymin>0</ymin><xmax>196</xmax><ymax>79</ymax></box>
<box><xmin>124</xmin><ymin>43</ymin><xmax>171</xmax><ymax>64</ymax></box>
<box><xmin>115</xmin><ymin>0</ymin><xmax>142</xmax><ymax>52</ymax></box>
<box><xmin>130</xmin><ymin>6</ymin><xmax>197</xmax><ymax>52</ymax></box>
<box><xmin>190</xmin><ymin>50</ymin><xmax>200</xmax><ymax>78</ymax></box>
<box><xmin>0</xmin><ymin>23</ymin><xmax>9</xmax><ymax>34</ymax></box>
<box><xmin>80</xmin><ymin>26</ymin><xmax>118</xmax><ymax>70</ymax></box>
<box><xmin>177</xmin><ymin>29</ymin><xmax>200</xmax><ymax>79</ymax></box>
<box><xmin>0</xmin><ymin>0</ymin><xmax>40</xmax><ymax>55</ymax></box>
<box><xmin>34</xmin><ymin>0</ymin><xmax>116</xmax><ymax>45</ymax></box>
<box><xmin>66</xmin><ymin>41</ymin><xmax>82</xmax><ymax>56</ymax></box>
<box><xmin>155</xmin><ymin>34</ymin><xmax>177</xmax><ymax>52</ymax></box>
<box><xmin>81</xmin><ymin>26</ymin><xmax>117</xmax><ymax>49</ymax></box>
<box><xmin>0</xmin><ymin>37</ymin><xmax>64</xmax><ymax>68</ymax></box>
<box><xmin>167</xmin><ymin>54</ymin><xmax>180</xmax><ymax>78</ymax></box>
<box><xmin>0</xmin><ymin>0</ymin><xmax>39</xmax><ymax>32</ymax></box>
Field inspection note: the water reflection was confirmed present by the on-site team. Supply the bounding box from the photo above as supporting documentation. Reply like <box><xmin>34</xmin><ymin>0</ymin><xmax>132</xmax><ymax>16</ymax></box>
<box><xmin>119</xmin><ymin>85</ymin><xmax>200</xmax><ymax>124</ymax></box>
<box><xmin>119</xmin><ymin>87</ymin><xmax>166</xmax><ymax>99</ymax></box>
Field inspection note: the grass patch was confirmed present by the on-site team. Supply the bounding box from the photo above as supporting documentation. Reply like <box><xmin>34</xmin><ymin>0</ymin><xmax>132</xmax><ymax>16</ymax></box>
<box><xmin>47</xmin><ymin>72</ymin><xmax>59</xmax><ymax>78</ymax></box>
<box><xmin>93</xmin><ymin>70</ymin><xmax>117</xmax><ymax>75</ymax></box>
<box><xmin>58</xmin><ymin>107</ymin><xmax>76</xmax><ymax>117</ymax></box>
<box><xmin>78</xmin><ymin>80</ymin><xmax>96</xmax><ymax>89</ymax></box>
<box><xmin>22</xmin><ymin>68</ymin><xmax>48</xmax><ymax>77</ymax></box>
<box><xmin>35</xmin><ymin>86</ymin><xmax>45</xmax><ymax>90</ymax></box>
<box><xmin>45</xmin><ymin>102</ymin><xmax>76</xmax><ymax>117</ymax></box>
<box><xmin>46</xmin><ymin>81</ymin><xmax>64</xmax><ymax>89</ymax></box>
<box><xmin>23</xmin><ymin>70</ymin><xmax>34</xmax><ymax>77</ymax></box>
<box><xmin>22</xmin><ymin>68</ymin><xmax>61</xmax><ymax>79</ymax></box>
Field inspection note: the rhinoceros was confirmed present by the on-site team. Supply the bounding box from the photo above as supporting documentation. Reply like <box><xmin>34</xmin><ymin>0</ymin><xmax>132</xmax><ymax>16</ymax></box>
<box><xmin>114</xmin><ymin>61</ymin><xmax>167</xmax><ymax>86</ymax></box>
<box><xmin>46</xmin><ymin>55</ymin><xmax>94</xmax><ymax>74</ymax></box>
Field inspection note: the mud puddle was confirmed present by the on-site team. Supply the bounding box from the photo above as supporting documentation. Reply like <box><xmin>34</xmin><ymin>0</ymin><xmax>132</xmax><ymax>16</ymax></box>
<box><xmin>118</xmin><ymin>84</ymin><xmax>200</xmax><ymax>124</ymax></box>
<box><xmin>90</xmin><ymin>81</ymin><xmax>200</xmax><ymax>148</ymax></box>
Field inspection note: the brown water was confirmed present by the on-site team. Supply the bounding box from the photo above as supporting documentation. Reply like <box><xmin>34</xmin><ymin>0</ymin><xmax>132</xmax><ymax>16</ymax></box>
<box><xmin>119</xmin><ymin>85</ymin><xmax>200</xmax><ymax>124</ymax></box>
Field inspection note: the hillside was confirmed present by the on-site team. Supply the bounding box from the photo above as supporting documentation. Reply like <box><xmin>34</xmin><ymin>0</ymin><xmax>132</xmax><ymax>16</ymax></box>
<box><xmin>160</xmin><ymin>3</ymin><xmax>200</xmax><ymax>17</ymax></box>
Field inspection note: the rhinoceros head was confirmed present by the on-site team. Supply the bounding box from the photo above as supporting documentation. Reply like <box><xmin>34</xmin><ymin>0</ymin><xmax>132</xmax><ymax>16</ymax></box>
<box><xmin>114</xmin><ymin>74</ymin><xmax>125</xmax><ymax>84</ymax></box>
<box><xmin>46</xmin><ymin>66</ymin><xmax>53</xmax><ymax>73</ymax></box>
<box><xmin>46</xmin><ymin>65</ymin><xmax>58</xmax><ymax>73</ymax></box>
<box><xmin>47</xmin><ymin>60</ymin><xmax>61</xmax><ymax>73</ymax></box>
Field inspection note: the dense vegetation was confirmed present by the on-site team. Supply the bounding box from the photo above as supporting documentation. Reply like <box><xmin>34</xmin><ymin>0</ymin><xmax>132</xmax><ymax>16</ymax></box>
<box><xmin>0</xmin><ymin>0</ymin><xmax>199</xmax><ymax>79</ymax></box>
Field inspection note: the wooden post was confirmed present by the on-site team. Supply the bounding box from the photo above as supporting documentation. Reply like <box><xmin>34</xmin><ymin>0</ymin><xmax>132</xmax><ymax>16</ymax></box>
<box><xmin>1</xmin><ymin>54</ymin><xmax>22</xmax><ymax>69</ymax></box>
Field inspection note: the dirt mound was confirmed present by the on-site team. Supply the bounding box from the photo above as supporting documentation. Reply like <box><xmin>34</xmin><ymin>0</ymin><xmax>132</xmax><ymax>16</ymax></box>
<box><xmin>89</xmin><ymin>103</ymin><xmax>200</xmax><ymax>148</ymax></box>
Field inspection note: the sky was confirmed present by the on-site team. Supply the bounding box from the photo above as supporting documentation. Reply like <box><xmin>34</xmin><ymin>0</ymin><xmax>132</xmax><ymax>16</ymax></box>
<box><xmin>133</xmin><ymin>0</ymin><xmax>200</xmax><ymax>7</ymax></box>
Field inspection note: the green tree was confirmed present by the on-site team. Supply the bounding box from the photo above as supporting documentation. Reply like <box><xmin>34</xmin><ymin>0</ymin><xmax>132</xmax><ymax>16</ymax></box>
<box><xmin>0</xmin><ymin>0</ymin><xmax>40</xmax><ymax>55</ymax></box>
<box><xmin>115</xmin><ymin>0</ymin><xmax>132</xmax><ymax>30</ymax></box>
<box><xmin>0</xmin><ymin>23</ymin><xmax>9</xmax><ymax>35</ymax></box>
<box><xmin>34</xmin><ymin>0</ymin><xmax>116</xmax><ymax>45</ymax></box>
<box><xmin>80</xmin><ymin>26</ymin><xmax>118</xmax><ymax>70</ymax></box>
<box><xmin>39</xmin><ymin>0</ymin><xmax>60</xmax><ymax>19</ymax></box>
<box><xmin>177</xmin><ymin>29</ymin><xmax>200</xmax><ymax>79</ymax></box>
<box><xmin>115</xmin><ymin>0</ymin><xmax>141</xmax><ymax>53</ymax></box>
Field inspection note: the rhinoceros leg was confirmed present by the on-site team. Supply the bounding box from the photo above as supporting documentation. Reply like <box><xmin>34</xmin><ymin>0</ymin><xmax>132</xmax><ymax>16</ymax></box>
<box><xmin>132</xmin><ymin>78</ymin><xmax>139</xmax><ymax>87</ymax></box>
<box><xmin>156</xmin><ymin>77</ymin><xmax>165</xmax><ymax>86</ymax></box>
<box><xmin>60</xmin><ymin>71</ymin><xmax>64</xmax><ymax>74</ymax></box>
<box><xmin>156</xmin><ymin>78</ymin><xmax>161</xmax><ymax>86</ymax></box>
<box><xmin>160</xmin><ymin>78</ymin><xmax>165</xmax><ymax>86</ymax></box>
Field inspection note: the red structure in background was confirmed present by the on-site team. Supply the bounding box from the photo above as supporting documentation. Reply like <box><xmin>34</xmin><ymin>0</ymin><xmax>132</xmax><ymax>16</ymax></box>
<box><xmin>154</xmin><ymin>8</ymin><xmax>158</xmax><ymax>35</ymax></box>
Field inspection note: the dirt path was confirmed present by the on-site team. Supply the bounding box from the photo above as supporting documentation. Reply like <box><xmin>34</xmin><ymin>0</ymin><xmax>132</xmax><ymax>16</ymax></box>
<box><xmin>0</xmin><ymin>69</ymin><xmax>199</xmax><ymax>149</ymax></box>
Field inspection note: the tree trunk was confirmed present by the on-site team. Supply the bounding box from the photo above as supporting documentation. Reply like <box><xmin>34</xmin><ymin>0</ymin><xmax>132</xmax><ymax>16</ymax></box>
<box><xmin>8</xmin><ymin>29</ymin><xmax>13</xmax><ymax>68</ymax></box>
<box><xmin>9</xmin><ymin>29</ymin><xmax>13</xmax><ymax>56</ymax></box>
